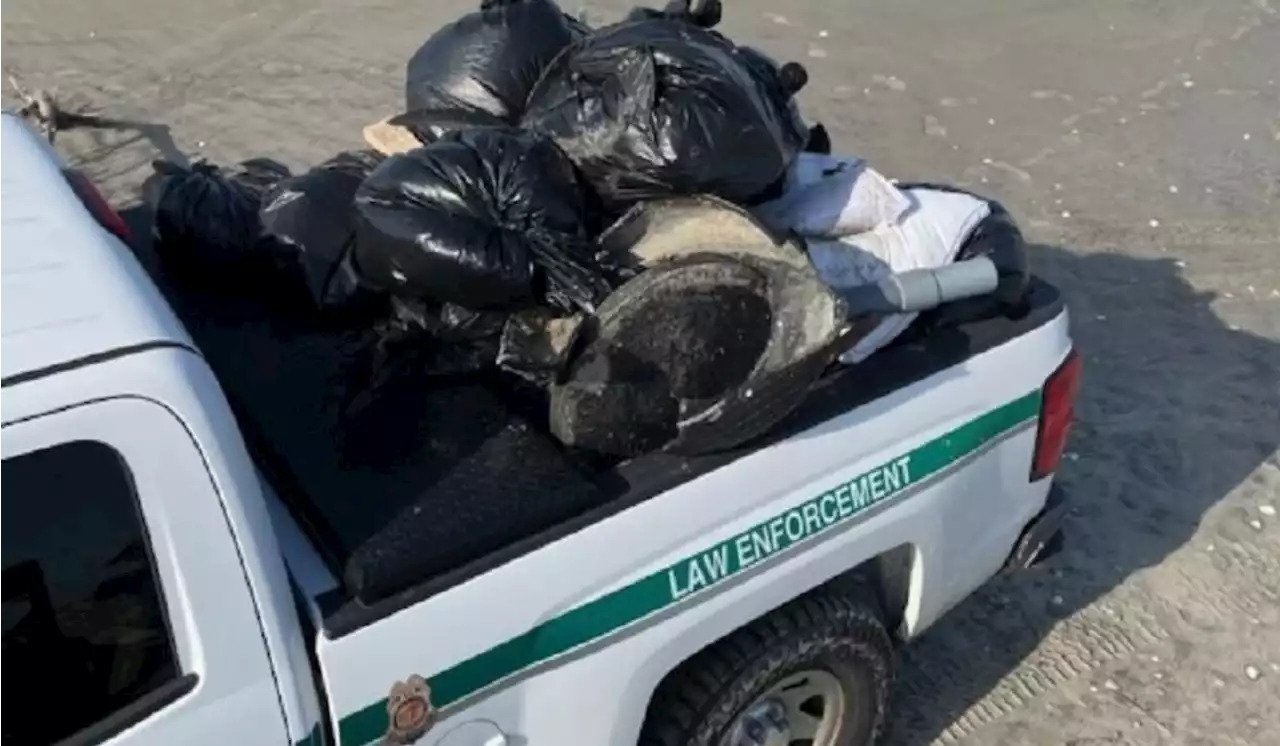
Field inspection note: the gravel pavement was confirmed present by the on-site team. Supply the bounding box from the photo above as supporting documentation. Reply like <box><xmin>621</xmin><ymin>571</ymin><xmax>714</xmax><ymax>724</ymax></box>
<box><xmin>5</xmin><ymin>1</ymin><xmax>1278</xmax><ymax>743</ymax></box>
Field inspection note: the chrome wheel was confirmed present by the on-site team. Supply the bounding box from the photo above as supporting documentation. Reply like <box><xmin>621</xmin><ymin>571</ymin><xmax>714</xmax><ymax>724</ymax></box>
<box><xmin>722</xmin><ymin>669</ymin><xmax>847</xmax><ymax>746</ymax></box>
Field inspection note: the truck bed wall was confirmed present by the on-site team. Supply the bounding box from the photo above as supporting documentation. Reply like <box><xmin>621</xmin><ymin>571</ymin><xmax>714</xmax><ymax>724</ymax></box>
<box><xmin>314</xmin><ymin>303</ymin><xmax>1073</xmax><ymax>746</ymax></box>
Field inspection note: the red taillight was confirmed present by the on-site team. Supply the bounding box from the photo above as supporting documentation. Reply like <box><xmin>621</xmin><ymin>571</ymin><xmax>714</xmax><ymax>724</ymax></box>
<box><xmin>64</xmin><ymin>169</ymin><xmax>132</xmax><ymax>244</ymax></box>
<box><xmin>1031</xmin><ymin>349</ymin><xmax>1083</xmax><ymax>481</ymax></box>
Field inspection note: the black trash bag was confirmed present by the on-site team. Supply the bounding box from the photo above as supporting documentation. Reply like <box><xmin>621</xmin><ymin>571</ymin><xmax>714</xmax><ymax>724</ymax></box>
<box><xmin>713</xmin><ymin>44</ymin><xmax>817</xmax><ymax>208</ymax></box>
<box><xmin>805</xmin><ymin>122</ymin><xmax>832</xmax><ymax>155</ymax></box>
<box><xmin>339</xmin><ymin>298</ymin><xmax>508</xmax><ymax>414</ymax></box>
<box><xmin>148</xmin><ymin>157</ymin><xmax>291</xmax><ymax>278</ymax></box>
<box><xmin>562</xmin><ymin>8</ymin><xmax>592</xmax><ymax>36</ymax></box>
<box><xmin>521</xmin><ymin>19</ymin><xmax>810</xmax><ymax>211</ymax></box>
<box><xmin>405</xmin><ymin>0</ymin><xmax>579</xmax><ymax>123</ymax></box>
<box><xmin>234</xmin><ymin>157</ymin><xmax>295</xmax><ymax>197</ymax></box>
<box><xmin>737</xmin><ymin>46</ymin><xmax>809</xmax><ymax>141</ymax></box>
<box><xmin>389</xmin><ymin>91</ymin><xmax>509</xmax><ymax>146</ymax></box>
<box><xmin>956</xmin><ymin>200</ymin><xmax>1030</xmax><ymax>304</ymax></box>
<box><xmin>397</xmin><ymin>297</ymin><xmax>509</xmax><ymax>344</ymax></box>
<box><xmin>625</xmin><ymin>0</ymin><xmax>722</xmax><ymax>27</ymax></box>
<box><xmin>496</xmin><ymin>308</ymin><xmax>585</xmax><ymax>385</ymax></box>
<box><xmin>388</xmin><ymin>297</ymin><xmax>508</xmax><ymax>376</ymax></box>
<box><xmin>354</xmin><ymin>128</ymin><xmax>611</xmax><ymax>313</ymax></box>
<box><xmin>260</xmin><ymin>149</ymin><xmax>385</xmax><ymax>313</ymax></box>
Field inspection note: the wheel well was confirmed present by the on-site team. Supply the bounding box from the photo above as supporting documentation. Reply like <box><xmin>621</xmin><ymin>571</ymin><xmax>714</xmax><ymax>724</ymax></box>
<box><xmin>784</xmin><ymin>543</ymin><xmax>914</xmax><ymax>642</ymax></box>
<box><xmin>865</xmin><ymin>543</ymin><xmax>914</xmax><ymax>638</ymax></box>
<box><xmin>640</xmin><ymin>544</ymin><xmax>915</xmax><ymax>733</ymax></box>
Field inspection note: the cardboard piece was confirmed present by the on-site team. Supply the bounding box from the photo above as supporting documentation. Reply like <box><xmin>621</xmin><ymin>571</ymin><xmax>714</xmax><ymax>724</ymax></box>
<box><xmin>363</xmin><ymin>117</ymin><xmax>422</xmax><ymax>155</ymax></box>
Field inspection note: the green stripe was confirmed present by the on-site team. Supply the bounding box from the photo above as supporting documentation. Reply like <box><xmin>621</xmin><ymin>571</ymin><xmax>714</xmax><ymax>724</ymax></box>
<box><xmin>338</xmin><ymin>391</ymin><xmax>1041</xmax><ymax>745</ymax></box>
<box><xmin>294</xmin><ymin>724</ymin><xmax>321</xmax><ymax>746</ymax></box>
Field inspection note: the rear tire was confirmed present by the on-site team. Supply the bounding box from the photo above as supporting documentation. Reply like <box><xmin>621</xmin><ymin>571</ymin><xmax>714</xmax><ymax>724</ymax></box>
<box><xmin>640</xmin><ymin>588</ymin><xmax>895</xmax><ymax>746</ymax></box>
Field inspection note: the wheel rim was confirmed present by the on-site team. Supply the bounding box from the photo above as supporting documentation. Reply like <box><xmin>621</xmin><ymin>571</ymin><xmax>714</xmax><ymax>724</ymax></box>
<box><xmin>721</xmin><ymin>669</ymin><xmax>848</xmax><ymax>746</ymax></box>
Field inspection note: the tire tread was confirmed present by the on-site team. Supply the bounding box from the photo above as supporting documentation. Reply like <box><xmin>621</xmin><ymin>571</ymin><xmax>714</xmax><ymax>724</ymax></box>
<box><xmin>639</xmin><ymin>586</ymin><xmax>895</xmax><ymax>746</ymax></box>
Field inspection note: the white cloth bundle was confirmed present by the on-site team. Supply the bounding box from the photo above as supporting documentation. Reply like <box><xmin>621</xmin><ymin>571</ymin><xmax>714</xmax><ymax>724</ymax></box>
<box><xmin>753</xmin><ymin>154</ymin><xmax>991</xmax><ymax>363</ymax></box>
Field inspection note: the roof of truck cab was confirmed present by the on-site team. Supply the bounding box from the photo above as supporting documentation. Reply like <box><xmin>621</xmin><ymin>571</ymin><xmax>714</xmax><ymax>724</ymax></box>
<box><xmin>0</xmin><ymin>114</ymin><xmax>193</xmax><ymax>387</ymax></box>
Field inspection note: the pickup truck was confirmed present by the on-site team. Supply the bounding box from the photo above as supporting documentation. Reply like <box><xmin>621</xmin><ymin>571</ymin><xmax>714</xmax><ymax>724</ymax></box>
<box><xmin>1</xmin><ymin>111</ymin><xmax>1079</xmax><ymax>746</ymax></box>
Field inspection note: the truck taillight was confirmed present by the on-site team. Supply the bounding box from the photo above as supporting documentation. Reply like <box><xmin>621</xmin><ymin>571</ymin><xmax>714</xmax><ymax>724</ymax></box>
<box><xmin>64</xmin><ymin>169</ymin><xmax>132</xmax><ymax>244</ymax></box>
<box><xmin>1031</xmin><ymin>349</ymin><xmax>1082</xmax><ymax>481</ymax></box>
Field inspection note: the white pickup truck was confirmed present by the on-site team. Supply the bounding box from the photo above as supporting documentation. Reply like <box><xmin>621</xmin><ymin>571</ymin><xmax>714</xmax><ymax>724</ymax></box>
<box><xmin>2</xmin><ymin>112</ymin><xmax>1079</xmax><ymax>746</ymax></box>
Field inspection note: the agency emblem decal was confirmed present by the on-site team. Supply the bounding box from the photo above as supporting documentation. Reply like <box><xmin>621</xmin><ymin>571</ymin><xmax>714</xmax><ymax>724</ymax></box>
<box><xmin>385</xmin><ymin>674</ymin><xmax>435</xmax><ymax>744</ymax></box>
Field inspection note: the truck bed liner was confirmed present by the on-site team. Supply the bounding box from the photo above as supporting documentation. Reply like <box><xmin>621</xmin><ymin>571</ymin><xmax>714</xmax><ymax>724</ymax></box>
<box><xmin>164</xmin><ymin>274</ymin><xmax>1062</xmax><ymax>633</ymax></box>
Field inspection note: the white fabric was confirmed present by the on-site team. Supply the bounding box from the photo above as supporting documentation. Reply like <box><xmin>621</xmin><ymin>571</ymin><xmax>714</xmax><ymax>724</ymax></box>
<box><xmin>807</xmin><ymin>188</ymin><xmax>991</xmax><ymax>364</ymax></box>
<box><xmin>752</xmin><ymin>153</ymin><xmax>911</xmax><ymax>238</ymax></box>
<box><xmin>752</xmin><ymin>152</ymin><xmax>994</xmax><ymax>363</ymax></box>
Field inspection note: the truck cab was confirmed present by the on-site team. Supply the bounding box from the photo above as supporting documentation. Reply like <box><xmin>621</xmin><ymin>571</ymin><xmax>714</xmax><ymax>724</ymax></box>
<box><xmin>1</xmin><ymin>114</ymin><xmax>324</xmax><ymax>746</ymax></box>
<box><xmin>2</xmin><ymin>112</ymin><xmax>1077</xmax><ymax>746</ymax></box>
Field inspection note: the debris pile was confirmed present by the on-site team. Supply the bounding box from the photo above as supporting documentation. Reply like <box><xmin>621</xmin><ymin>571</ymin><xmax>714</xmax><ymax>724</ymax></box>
<box><xmin>145</xmin><ymin>0</ymin><xmax>1029</xmax><ymax>458</ymax></box>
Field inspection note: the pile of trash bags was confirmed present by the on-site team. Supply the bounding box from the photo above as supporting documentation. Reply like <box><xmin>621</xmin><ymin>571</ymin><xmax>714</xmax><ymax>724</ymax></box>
<box><xmin>146</xmin><ymin>0</ymin><xmax>1029</xmax><ymax>459</ymax></box>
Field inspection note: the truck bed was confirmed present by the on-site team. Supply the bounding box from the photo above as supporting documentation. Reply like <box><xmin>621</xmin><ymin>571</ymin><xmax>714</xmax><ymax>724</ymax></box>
<box><xmin>160</xmin><ymin>263</ymin><xmax>1062</xmax><ymax>631</ymax></box>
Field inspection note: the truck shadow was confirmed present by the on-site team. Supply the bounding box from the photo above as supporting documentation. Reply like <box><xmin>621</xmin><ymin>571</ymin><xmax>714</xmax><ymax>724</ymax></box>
<box><xmin>887</xmin><ymin>243</ymin><xmax>1280</xmax><ymax>745</ymax></box>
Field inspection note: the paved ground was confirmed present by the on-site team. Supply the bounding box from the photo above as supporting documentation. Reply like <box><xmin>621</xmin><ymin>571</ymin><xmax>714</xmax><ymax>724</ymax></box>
<box><xmin>5</xmin><ymin>0</ymin><xmax>1278</xmax><ymax>743</ymax></box>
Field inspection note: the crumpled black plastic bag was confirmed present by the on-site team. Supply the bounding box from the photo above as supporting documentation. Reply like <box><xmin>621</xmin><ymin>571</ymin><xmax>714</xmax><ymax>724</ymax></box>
<box><xmin>405</xmin><ymin>0</ymin><xmax>579</xmax><ymax>123</ymax></box>
<box><xmin>389</xmin><ymin>91</ymin><xmax>509</xmax><ymax>146</ymax></box>
<box><xmin>343</xmin><ymin>300</ymin><xmax>582</xmax><ymax>412</ymax></box>
<box><xmin>148</xmin><ymin>157</ymin><xmax>291</xmax><ymax>278</ymax></box>
<box><xmin>232</xmin><ymin>157</ymin><xmax>295</xmax><ymax>197</ymax></box>
<box><xmin>387</xmin><ymin>297</ymin><xmax>508</xmax><ymax>376</ymax></box>
<box><xmin>521</xmin><ymin>19</ymin><xmax>810</xmax><ymax>211</ymax></box>
<box><xmin>337</xmin><ymin>298</ymin><xmax>509</xmax><ymax>417</ymax></box>
<box><xmin>737</xmin><ymin>44</ymin><xmax>810</xmax><ymax>153</ymax></box>
<box><xmin>259</xmin><ymin>150</ymin><xmax>385</xmax><ymax>313</ymax></box>
<box><xmin>496</xmin><ymin>308</ymin><xmax>585</xmax><ymax>385</ymax></box>
<box><xmin>562</xmin><ymin>8</ymin><xmax>592</xmax><ymax>36</ymax></box>
<box><xmin>804</xmin><ymin>122</ymin><xmax>832</xmax><ymax>155</ymax></box>
<box><xmin>354</xmin><ymin>128</ymin><xmax>611</xmax><ymax>313</ymax></box>
<box><xmin>625</xmin><ymin>0</ymin><xmax>722</xmax><ymax>27</ymax></box>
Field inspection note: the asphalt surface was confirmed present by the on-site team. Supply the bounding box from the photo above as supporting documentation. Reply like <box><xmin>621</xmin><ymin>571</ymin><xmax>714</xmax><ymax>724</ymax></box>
<box><xmin>5</xmin><ymin>0</ymin><xmax>1278</xmax><ymax>743</ymax></box>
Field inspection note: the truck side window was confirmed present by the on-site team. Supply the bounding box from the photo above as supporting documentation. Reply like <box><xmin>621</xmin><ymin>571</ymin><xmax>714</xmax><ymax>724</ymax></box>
<box><xmin>2</xmin><ymin>441</ymin><xmax>181</xmax><ymax>746</ymax></box>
